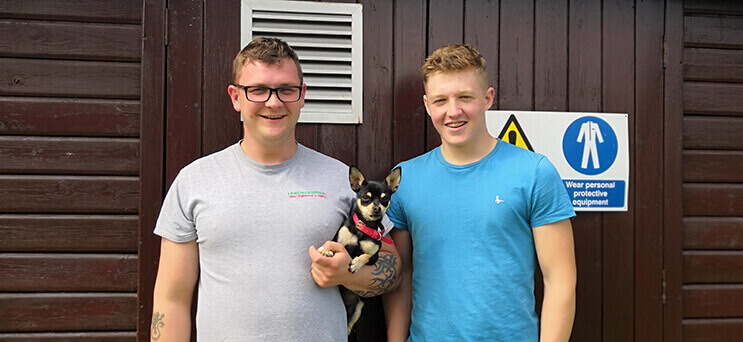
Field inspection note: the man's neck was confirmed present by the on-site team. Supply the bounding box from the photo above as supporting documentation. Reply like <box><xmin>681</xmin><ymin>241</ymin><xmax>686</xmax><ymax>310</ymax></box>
<box><xmin>440</xmin><ymin>135</ymin><xmax>497</xmax><ymax>165</ymax></box>
<box><xmin>240</xmin><ymin>138</ymin><xmax>298</xmax><ymax>165</ymax></box>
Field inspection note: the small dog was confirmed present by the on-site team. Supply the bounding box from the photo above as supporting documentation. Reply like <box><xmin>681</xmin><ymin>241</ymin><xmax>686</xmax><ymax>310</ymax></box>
<box><xmin>322</xmin><ymin>165</ymin><xmax>401</xmax><ymax>334</ymax></box>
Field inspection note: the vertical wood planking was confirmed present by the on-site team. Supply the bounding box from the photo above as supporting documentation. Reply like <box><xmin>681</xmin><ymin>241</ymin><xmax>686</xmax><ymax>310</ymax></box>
<box><xmin>393</xmin><ymin>0</ymin><xmax>427</xmax><ymax>164</ymax></box>
<box><xmin>601</xmin><ymin>0</ymin><xmax>635</xmax><ymax>340</ymax></box>
<box><xmin>425</xmin><ymin>0</ymin><xmax>464</xmax><ymax>150</ymax></box>
<box><xmin>498</xmin><ymin>0</ymin><xmax>534</xmax><ymax>111</ymax></box>
<box><xmin>464</xmin><ymin>0</ymin><xmax>500</xmax><ymax>110</ymax></box>
<box><xmin>534</xmin><ymin>0</ymin><xmax>567</xmax><ymax>112</ymax></box>
<box><xmin>533</xmin><ymin>0</ymin><xmax>567</xmax><ymax>318</ymax></box>
<box><xmin>635</xmin><ymin>0</ymin><xmax>665</xmax><ymax>340</ymax></box>
<box><xmin>138</xmin><ymin>0</ymin><xmax>166</xmax><ymax>339</ymax></box>
<box><xmin>358</xmin><ymin>0</ymin><xmax>394</xmax><ymax>179</ymax></box>
<box><xmin>165</xmin><ymin>0</ymin><xmax>203</xmax><ymax>187</ymax></box>
<box><xmin>663</xmin><ymin>0</ymin><xmax>684</xmax><ymax>341</ymax></box>
<box><xmin>568</xmin><ymin>0</ymin><xmax>603</xmax><ymax>340</ymax></box>
<box><xmin>202</xmin><ymin>0</ymin><xmax>241</xmax><ymax>156</ymax></box>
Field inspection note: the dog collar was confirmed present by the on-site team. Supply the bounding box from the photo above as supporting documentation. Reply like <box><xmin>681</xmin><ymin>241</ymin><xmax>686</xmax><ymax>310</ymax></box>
<box><xmin>353</xmin><ymin>213</ymin><xmax>393</xmax><ymax>244</ymax></box>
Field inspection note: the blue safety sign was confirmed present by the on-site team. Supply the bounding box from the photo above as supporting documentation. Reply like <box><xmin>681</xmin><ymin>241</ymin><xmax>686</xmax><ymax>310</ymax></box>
<box><xmin>486</xmin><ymin>111</ymin><xmax>629</xmax><ymax>212</ymax></box>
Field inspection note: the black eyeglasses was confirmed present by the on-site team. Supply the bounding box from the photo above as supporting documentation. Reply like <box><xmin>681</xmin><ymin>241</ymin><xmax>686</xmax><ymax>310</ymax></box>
<box><xmin>234</xmin><ymin>85</ymin><xmax>303</xmax><ymax>103</ymax></box>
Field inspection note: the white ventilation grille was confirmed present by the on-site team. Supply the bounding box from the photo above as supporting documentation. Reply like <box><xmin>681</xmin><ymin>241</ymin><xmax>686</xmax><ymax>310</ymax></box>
<box><xmin>241</xmin><ymin>0</ymin><xmax>363</xmax><ymax>124</ymax></box>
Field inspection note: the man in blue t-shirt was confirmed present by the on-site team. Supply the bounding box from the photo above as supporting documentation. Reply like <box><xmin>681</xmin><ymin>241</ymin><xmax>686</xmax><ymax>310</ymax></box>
<box><xmin>383</xmin><ymin>44</ymin><xmax>577</xmax><ymax>341</ymax></box>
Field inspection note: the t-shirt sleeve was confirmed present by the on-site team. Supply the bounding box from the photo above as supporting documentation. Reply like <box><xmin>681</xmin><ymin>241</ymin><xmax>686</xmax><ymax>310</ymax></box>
<box><xmin>530</xmin><ymin>156</ymin><xmax>576</xmax><ymax>228</ymax></box>
<box><xmin>153</xmin><ymin>170</ymin><xmax>198</xmax><ymax>242</ymax></box>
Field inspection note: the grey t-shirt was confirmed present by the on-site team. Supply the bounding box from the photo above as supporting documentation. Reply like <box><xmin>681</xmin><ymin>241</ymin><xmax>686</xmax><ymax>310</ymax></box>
<box><xmin>155</xmin><ymin>142</ymin><xmax>353</xmax><ymax>341</ymax></box>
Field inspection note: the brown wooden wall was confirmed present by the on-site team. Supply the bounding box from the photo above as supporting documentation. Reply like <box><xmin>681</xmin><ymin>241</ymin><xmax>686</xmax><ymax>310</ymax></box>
<box><xmin>2</xmin><ymin>0</ymin><xmax>742</xmax><ymax>341</ymax></box>
<box><xmin>0</xmin><ymin>0</ymin><xmax>145</xmax><ymax>340</ymax></box>
<box><xmin>680</xmin><ymin>1</ymin><xmax>743</xmax><ymax>340</ymax></box>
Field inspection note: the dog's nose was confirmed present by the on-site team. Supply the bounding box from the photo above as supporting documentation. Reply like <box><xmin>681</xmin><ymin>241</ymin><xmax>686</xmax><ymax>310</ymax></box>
<box><xmin>373</xmin><ymin>206</ymin><xmax>381</xmax><ymax>214</ymax></box>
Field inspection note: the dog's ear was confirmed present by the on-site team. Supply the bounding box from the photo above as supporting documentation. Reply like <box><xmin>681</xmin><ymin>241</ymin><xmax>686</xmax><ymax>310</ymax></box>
<box><xmin>385</xmin><ymin>167</ymin><xmax>402</xmax><ymax>193</ymax></box>
<box><xmin>349</xmin><ymin>166</ymin><xmax>366</xmax><ymax>192</ymax></box>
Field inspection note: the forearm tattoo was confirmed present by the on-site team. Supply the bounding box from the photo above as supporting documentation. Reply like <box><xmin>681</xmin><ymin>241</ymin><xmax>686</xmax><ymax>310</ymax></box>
<box><xmin>151</xmin><ymin>312</ymin><xmax>165</xmax><ymax>340</ymax></box>
<box><xmin>353</xmin><ymin>253</ymin><xmax>399</xmax><ymax>297</ymax></box>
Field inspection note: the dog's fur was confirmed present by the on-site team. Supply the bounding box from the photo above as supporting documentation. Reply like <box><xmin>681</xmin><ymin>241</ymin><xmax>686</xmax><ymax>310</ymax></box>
<box><xmin>323</xmin><ymin>166</ymin><xmax>401</xmax><ymax>334</ymax></box>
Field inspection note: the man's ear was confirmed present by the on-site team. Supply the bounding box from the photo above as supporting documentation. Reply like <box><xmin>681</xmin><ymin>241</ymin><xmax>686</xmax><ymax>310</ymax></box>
<box><xmin>228</xmin><ymin>85</ymin><xmax>241</xmax><ymax>112</ymax></box>
<box><xmin>423</xmin><ymin>94</ymin><xmax>431</xmax><ymax>118</ymax></box>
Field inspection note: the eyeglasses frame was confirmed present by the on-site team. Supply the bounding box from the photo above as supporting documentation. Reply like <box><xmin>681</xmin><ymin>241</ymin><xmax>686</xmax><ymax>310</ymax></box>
<box><xmin>233</xmin><ymin>84</ymin><xmax>304</xmax><ymax>103</ymax></box>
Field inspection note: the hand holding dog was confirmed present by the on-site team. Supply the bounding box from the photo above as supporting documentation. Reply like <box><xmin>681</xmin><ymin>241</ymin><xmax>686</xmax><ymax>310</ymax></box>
<box><xmin>309</xmin><ymin>241</ymin><xmax>354</xmax><ymax>288</ymax></box>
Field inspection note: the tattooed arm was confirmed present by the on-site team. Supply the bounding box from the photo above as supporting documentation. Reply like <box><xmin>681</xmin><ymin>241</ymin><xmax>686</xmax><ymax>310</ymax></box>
<box><xmin>309</xmin><ymin>239</ymin><xmax>401</xmax><ymax>297</ymax></box>
<box><xmin>151</xmin><ymin>238</ymin><xmax>199</xmax><ymax>341</ymax></box>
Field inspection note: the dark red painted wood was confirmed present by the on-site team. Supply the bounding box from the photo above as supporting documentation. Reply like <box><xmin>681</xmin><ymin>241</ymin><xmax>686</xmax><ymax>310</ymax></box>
<box><xmin>425</xmin><ymin>0</ymin><xmax>464</xmax><ymax>151</ymax></box>
<box><xmin>0</xmin><ymin>332</ymin><xmax>135</xmax><ymax>342</ymax></box>
<box><xmin>0</xmin><ymin>214</ymin><xmax>138</xmax><ymax>252</ymax></box>
<box><xmin>0</xmin><ymin>176</ymin><xmax>139</xmax><ymax>214</ymax></box>
<box><xmin>358</xmin><ymin>0</ymin><xmax>394</xmax><ymax>180</ymax></box>
<box><xmin>602</xmin><ymin>0</ymin><xmax>636</xmax><ymax>340</ymax></box>
<box><xmin>0</xmin><ymin>0</ymin><xmax>141</xmax><ymax>24</ymax></box>
<box><xmin>684</xmin><ymin>82</ymin><xmax>743</xmax><ymax>116</ymax></box>
<box><xmin>635</xmin><ymin>1</ymin><xmax>665</xmax><ymax>340</ymax></box>
<box><xmin>0</xmin><ymin>293</ymin><xmax>137</xmax><ymax>332</ymax></box>
<box><xmin>683</xmin><ymin>285</ymin><xmax>743</xmax><ymax>318</ymax></box>
<box><xmin>683</xmin><ymin>150</ymin><xmax>743</xmax><ymax>183</ymax></box>
<box><xmin>684</xmin><ymin>48</ymin><xmax>743</xmax><ymax>83</ymax></box>
<box><xmin>683</xmin><ymin>251</ymin><xmax>743</xmax><ymax>283</ymax></box>
<box><xmin>683</xmin><ymin>184</ymin><xmax>743</xmax><ymax>216</ymax></box>
<box><xmin>685</xmin><ymin>0</ymin><xmax>743</xmax><ymax>15</ymax></box>
<box><xmin>499</xmin><ymin>0</ymin><xmax>534</xmax><ymax>111</ymax></box>
<box><xmin>534</xmin><ymin>0</ymin><xmax>567</xmax><ymax>112</ymax></box>
<box><xmin>0</xmin><ymin>137</ymin><xmax>139</xmax><ymax>175</ymax></box>
<box><xmin>684</xmin><ymin>15</ymin><xmax>743</xmax><ymax>49</ymax></box>
<box><xmin>164</xmin><ymin>0</ymin><xmax>203</xmax><ymax>187</ymax></box>
<box><xmin>392</xmin><ymin>0</ymin><xmax>427</xmax><ymax>164</ymax></box>
<box><xmin>465</xmin><ymin>0</ymin><xmax>499</xmax><ymax>111</ymax></box>
<box><xmin>0</xmin><ymin>58</ymin><xmax>140</xmax><ymax>99</ymax></box>
<box><xmin>0</xmin><ymin>97</ymin><xmax>140</xmax><ymax>137</ymax></box>
<box><xmin>683</xmin><ymin>116</ymin><xmax>743</xmax><ymax>150</ymax></box>
<box><xmin>683</xmin><ymin>318</ymin><xmax>743</xmax><ymax>341</ymax></box>
<box><xmin>683</xmin><ymin>217</ymin><xmax>743</xmax><ymax>250</ymax></box>
<box><xmin>663</xmin><ymin>1</ymin><xmax>685</xmax><ymax>340</ymax></box>
<box><xmin>0</xmin><ymin>19</ymin><xmax>141</xmax><ymax>61</ymax></box>
<box><xmin>1</xmin><ymin>254</ymin><xmax>138</xmax><ymax>291</ymax></box>
<box><xmin>202</xmin><ymin>0</ymin><xmax>241</xmax><ymax>156</ymax></box>
<box><xmin>138</xmin><ymin>0</ymin><xmax>166</xmax><ymax>339</ymax></box>
<box><xmin>567</xmin><ymin>0</ymin><xmax>603</xmax><ymax>340</ymax></box>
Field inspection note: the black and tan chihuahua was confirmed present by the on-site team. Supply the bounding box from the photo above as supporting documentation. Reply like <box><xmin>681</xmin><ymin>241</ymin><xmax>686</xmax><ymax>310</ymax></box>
<box><xmin>322</xmin><ymin>165</ymin><xmax>402</xmax><ymax>334</ymax></box>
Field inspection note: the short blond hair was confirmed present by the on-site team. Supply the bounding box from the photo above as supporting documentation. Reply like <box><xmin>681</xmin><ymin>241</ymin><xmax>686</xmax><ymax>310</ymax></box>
<box><xmin>421</xmin><ymin>44</ymin><xmax>488</xmax><ymax>89</ymax></box>
<box><xmin>232</xmin><ymin>37</ymin><xmax>303</xmax><ymax>84</ymax></box>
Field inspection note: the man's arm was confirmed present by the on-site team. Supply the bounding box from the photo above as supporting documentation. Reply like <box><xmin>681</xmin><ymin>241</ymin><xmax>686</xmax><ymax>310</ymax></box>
<box><xmin>533</xmin><ymin>218</ymin><xmax>576</xmax><ymax>342</ymax></box>
<box><xmin>151</xmin><ymin>238</ymin><xmax>199</xmax><ymax>341</ymax></box>
<box><xmin>382</xmin><ymin>228</ymin><xmax>413</xmax><ymax>342</ymax></box>
<box><xmin>309</xmin><ymin>237</ymin><xmax>401</xmax><ymax>297</ymax></box>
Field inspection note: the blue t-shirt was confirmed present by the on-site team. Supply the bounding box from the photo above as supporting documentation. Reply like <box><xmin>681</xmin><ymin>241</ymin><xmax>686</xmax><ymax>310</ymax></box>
<box><xmin>387</xmin><ymin>140</ymin><xmax>575</xmax><ymax>341</ymax></box>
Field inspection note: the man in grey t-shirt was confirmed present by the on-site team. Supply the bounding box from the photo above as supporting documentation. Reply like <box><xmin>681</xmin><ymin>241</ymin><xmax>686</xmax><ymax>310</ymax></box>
<box><xmin>151</xmin><ymin>37</ymin><xmax>401</xmax><ymax>341</ymax></box>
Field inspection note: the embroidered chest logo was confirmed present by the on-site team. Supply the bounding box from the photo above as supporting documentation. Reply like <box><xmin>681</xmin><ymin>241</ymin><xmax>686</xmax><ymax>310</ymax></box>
<box><xmin>288</xmin><ymin>191</ymin><xmax>327</xmax><ymax>199</ymax></box>
<box><xmin>495</xmin><ymin>195</ymin><xmax>504</xmax><ymax>204</ymax></box>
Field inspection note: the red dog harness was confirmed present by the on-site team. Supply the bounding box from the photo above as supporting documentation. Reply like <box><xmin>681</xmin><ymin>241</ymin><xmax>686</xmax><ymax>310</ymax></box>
<box><xmin>353</xmin><ymin>213</ymin><xmax>393</xmax><ymax>245</ymax></box>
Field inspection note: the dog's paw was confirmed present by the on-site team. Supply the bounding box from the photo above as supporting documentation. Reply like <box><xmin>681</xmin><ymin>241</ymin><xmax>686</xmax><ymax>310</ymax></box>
<box><xmin>348</xmin><ymin>257</ymin><xmax>365</xmax><ymax>274</ymax></box>
<box><xmin>321</xmin><ymin>250</ymin><xmax>335</xmax><ymax>257</ymax></box>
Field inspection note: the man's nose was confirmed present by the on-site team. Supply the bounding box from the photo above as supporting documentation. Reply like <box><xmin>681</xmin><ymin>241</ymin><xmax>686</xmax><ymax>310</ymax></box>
<box><xmin>264</xmin><ymin>91</ymin><xmax>284</xmax><ymax>107</ymax></box>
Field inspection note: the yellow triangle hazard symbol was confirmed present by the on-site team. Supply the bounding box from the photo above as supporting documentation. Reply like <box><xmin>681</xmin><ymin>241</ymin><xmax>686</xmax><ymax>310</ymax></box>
<box><xmin>497</xmin><ymin>114</ymin><xmax>534</xmax><ymax>152</ymax></box>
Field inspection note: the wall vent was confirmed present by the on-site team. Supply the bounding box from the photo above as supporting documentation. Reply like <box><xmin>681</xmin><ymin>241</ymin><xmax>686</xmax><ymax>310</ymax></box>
<box><xmin>241</xmin><ymin>0</ymin><xmax>363</xmax><ymax>124</ymax></box>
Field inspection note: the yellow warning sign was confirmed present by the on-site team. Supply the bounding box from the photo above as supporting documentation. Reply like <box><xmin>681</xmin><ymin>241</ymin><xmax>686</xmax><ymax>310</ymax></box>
<box><xmin>497</xmin><ymin>114</ymin><xmax>534</xmax><ymax>152</ymax></box>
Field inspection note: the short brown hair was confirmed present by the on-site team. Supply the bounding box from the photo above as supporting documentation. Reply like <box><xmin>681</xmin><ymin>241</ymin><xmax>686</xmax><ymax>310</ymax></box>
<box><xmin>421</xmin><ymin>44</ymin><xmax>488</xmax><ymax>89</ymax></box>
<box><xmin>232</xmin><ymin>37</ymin><xmax>303</xmax><ymax>84</ymax></box>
